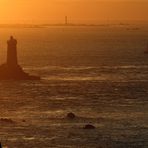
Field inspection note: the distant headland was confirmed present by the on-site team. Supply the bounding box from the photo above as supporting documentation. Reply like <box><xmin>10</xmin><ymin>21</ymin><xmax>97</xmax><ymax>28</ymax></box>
<box><xmin>0</xmin><ymin>23</ymin><xmax>109</xmax><ymax>28</ymax></box>
<box><xmin>0</xmin><ymin>36</ymin><xmax>40</xmax><ymax>80</ymax></box>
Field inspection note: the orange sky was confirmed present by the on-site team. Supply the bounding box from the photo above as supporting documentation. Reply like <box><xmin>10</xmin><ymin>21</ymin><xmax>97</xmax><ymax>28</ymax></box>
<box><xmin>0</xmin><ymin>0</ymin><xmax>148</xmax><ymax>24</ymax></box>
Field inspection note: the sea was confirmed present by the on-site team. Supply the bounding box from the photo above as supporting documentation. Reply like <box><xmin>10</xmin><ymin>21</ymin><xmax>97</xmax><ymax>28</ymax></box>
<box><xmin>0</xmin><ymin>24</ymin><xmax>148</xmax><ymax>148</ymax></box>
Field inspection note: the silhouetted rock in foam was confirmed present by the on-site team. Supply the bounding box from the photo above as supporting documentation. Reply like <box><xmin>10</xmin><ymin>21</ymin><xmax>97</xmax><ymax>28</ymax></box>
<box><xmin>0</xmin><ymin>142</ymin><xmax>2</xmax><ymax>148</ymax></box>
<box><xmin>0</xmin><ymin>118</ymin><xmax>14</xmax><ymax>124</ymax></box>
<box><xmin>66</xmin><ymin>112</ymin><xmax>76</xmax><ymax>119</ymax></box>
<box><xmin>0</xmin><ymin>36</ymin><xmax>40</xmax><ymax>80</ymax></box>
<box><xmin>83</xmin><ymin>124</ymin><xmax>95</xmax><ymax>129</ymax></box>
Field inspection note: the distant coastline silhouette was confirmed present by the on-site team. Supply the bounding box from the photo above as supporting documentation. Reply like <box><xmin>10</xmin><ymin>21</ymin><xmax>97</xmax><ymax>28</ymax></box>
<box><xmin>0</xmin><ymin>36</ymin><xmax>40</xmax><ymax>80</ymax></box>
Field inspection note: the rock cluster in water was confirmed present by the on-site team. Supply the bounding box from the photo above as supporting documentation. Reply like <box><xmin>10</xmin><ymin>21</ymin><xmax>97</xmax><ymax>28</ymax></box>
<box><xmin>66</xmin><ymin>112</ymin><xmax>96</xmax><ymax>129</ymax></box>
<box><xmin>0</xmin><ymin>36</ymin><xmax>40</xmax><ymax>80</ymax></box>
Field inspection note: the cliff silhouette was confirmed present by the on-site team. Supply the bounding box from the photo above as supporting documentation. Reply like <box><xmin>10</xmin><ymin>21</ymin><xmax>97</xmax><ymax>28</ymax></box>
<box><xmin>0</xmin><ymin>36</ymin><xmax>40</xmax><ymax>80</ymax></box>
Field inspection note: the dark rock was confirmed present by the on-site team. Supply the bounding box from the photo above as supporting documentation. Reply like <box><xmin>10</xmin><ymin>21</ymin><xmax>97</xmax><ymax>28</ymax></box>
<box><xmin>66</xmin><ymin>112</ymin><xmax>76</xmax><ymax>119</ymax></box>
<box><xmin>0</xmin><ymin>142</ymin><xmax>2</xmax><ymax>148</ymax></box>
<box><xmin>22</xmin><ymin>119</ymin><xmax>26</xmax><ymax>122</ymax></box>
<box><xmin>0</xmin><ymin>118</ymin><xmax>14</xmax><ymax>124</ymax></box>
<box><xmin>83</xmin><ymin>124</ymin><xmax>95</xmax><ymax>129</ymax></box>
<box><xmin>0</xmin><ymin>64</ymin><xmax>40</xmax><ymax>80</ymax></box>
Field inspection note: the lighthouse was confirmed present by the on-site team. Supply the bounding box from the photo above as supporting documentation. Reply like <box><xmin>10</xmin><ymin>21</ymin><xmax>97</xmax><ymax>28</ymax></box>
<box><xmin>0</xmin><ymin>36</ymin><xmax>40</xmax><ymax>80</ymax></box>
<box><xmin>7</xmin><ymin>36</ymin><xmax>18</xmax><ymax>66</ymax></box>
<box><xmin>65</xmin><ymin>16</ymin><xmax>68</xmax><ymax>25</ymax></box>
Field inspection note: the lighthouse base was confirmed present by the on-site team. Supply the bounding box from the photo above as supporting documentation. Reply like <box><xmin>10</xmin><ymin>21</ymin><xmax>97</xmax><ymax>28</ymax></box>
<box><xmin>0</xmin><ymin>63</ymin><xmax>40</xmax><ymax>80</ymax></box>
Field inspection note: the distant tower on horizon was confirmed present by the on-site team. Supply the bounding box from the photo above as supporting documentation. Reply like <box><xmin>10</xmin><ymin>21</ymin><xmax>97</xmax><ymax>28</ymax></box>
<box><xmin>65</xmin><ymin>16</ymin><xmax>68</xmax><ymax>25</ymax></box>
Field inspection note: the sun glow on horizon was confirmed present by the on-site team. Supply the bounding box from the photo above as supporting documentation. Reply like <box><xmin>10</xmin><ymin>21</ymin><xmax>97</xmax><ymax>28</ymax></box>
<box><xmin>0</xmin><ymin>0</ymin><xmax>147</xmax><ymax>24</ymax></box>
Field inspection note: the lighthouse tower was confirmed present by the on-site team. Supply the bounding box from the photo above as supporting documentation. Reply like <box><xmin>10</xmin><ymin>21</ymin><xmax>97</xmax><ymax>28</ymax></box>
<box><xmin>0</xmin><ymin>36</ymin><xmax>40</xmax><ymax>80</ymax></box>
<box><xmin>7</xmin><ymin>36</ymin><xmax>18</xmax><ymax>66</ymax></box>
<box><xmin>65</xmin><ymin>16</ymin><xmax>68</xmax><ymax>25</ymax></box>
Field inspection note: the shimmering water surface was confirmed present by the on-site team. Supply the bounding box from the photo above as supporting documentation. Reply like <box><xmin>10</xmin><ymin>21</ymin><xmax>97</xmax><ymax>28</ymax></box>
<box><xmin>0</xmin><ymin>25</ymin><xmax>148</xmax><ymax>148</ymax></box>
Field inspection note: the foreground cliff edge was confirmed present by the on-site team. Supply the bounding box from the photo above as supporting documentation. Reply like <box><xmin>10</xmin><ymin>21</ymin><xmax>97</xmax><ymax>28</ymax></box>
<box><xmin>0</xmin><ymin>36</ymin><xmax>40</xmax><ymax>80</ymax></box>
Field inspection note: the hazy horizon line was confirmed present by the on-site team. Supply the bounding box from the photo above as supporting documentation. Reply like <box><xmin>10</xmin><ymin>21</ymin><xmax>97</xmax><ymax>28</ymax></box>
<box><xmin>0</xmin><ymin>20</ymin><xmax>148</xmax><ymax>25</ymax></box>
